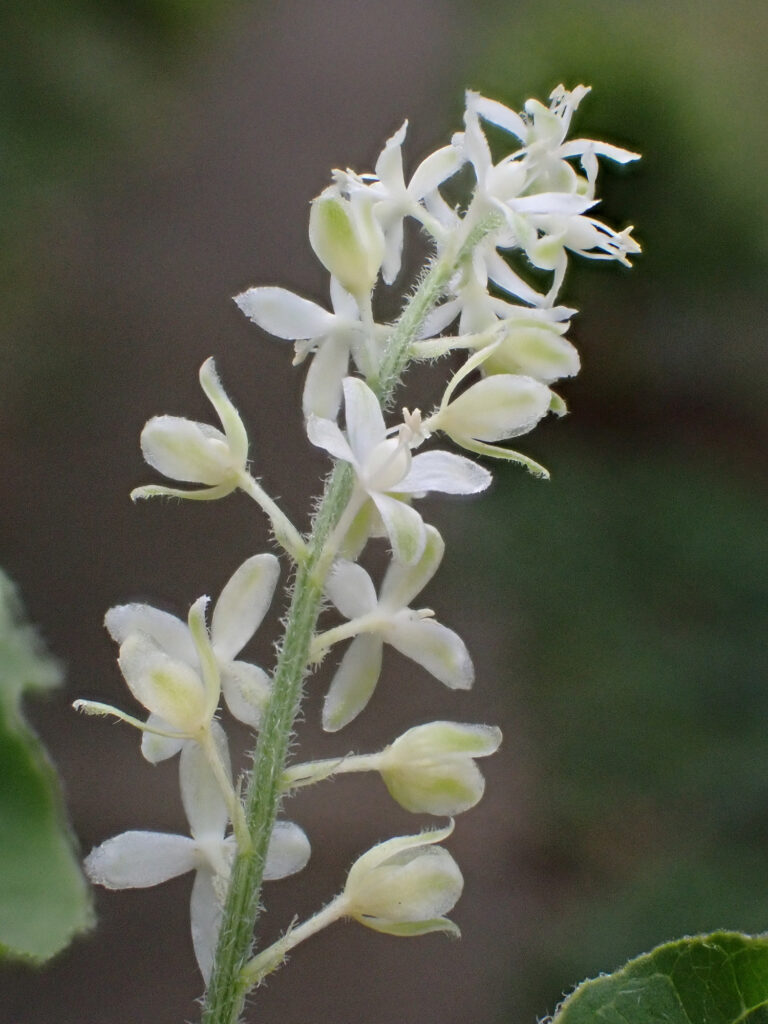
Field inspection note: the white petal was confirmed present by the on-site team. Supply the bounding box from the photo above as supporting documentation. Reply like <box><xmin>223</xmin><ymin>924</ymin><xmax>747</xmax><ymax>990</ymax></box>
<box><xmin>105</xmin><ymin>604</ymin><xmax>196</xmax><ymax>665</ymax></box>
<box><xmin>302</xmin><ymin>335</ymin><xmax>350</xmax><ymax>420</ymax></box>
<box><xmin>423</xmin><ymin>186</ymin><xmax>460</xmax><ymax>230</ymax></box>
<box><xmin>264</xmin><ymin>821</ymin><xmax>311</xmax><ymax>880</ymax></box>
<box><xmin>511</xmin><ymin>192</ymin><xmax>596</xmax><ymax>216</ymax></box>
<box><xmin>198</xmin><ymin>359</ymin><xmax>249</xmax><ymax>468</ymax></box>
<box><xmin>339</xmin><ymin>501</ymin><xmax>377</xmax><ymax>561</ymax></box>
<box><xmin>399</xmin><ymin>451</ymin><xmax>491</xmax><ymax>495</ymax></box>
<box><xmin>485</xmin><ymin>249</ymin><xmax>545</xmax><ymax>306</ymax></box>
<box><xmin>347</xmin><ymin>821</ymin><xmax>455</xmax><ymax>885</ymax></box>
<box><xmin>485</xmin><ymin>325</ymin><xmax>580</xmax><ymax>384</ymax></box>
<box><xmin>380</xmin><ymin>524</ymin><xmax>444</xmax><ymax>609</ymax></box>
<box><xmin>342</xmin><ymin>377</ymin><xmax>386</xmax><ymax>464</ymax></box>
<box><xmin>384</xmin><ymin>615</ymin><xmax>474</xmax><ymax>690</ymax></box>
<box><xmin>371</xmin><ymin>493</ymin><xmax>427</xmax><ymax>567</ymax></box>
<box><xmin>389</xmin><ymin>720</ymin><xmax>501</xmax><ymax>760</ymax></box>
<box><xmin>473</xmin><ymin>95</ymin><xmax>527</xmax><ymax>140</ymax></box>
<box><xmin>190</xmin><ymin>868</ymin><xmax>222</xmax><ymax>983</ymax></box>
<box><xmin>323</xmin><ymin>634</ymin><xmax>384</xmax><ymax>732</ymax></box>
<box><xmin>326</xmin><ymin>560</ymin><xmax>378</xmax><ymax>619</ymax></box>
<box><xmin>359</xmin><ymin>916</ymin><xmax>460</xmax><ymax>938</ymax></box>
<box><xmin>140</xmin><ymin>417</ymin><xmax>235</xmax><ymax>486</ymax></box>
<box><xmin>408</xmin><ymin>145</ymin><xmax>463</xmax><ymax>199</ymax></box>
<box><xmin>85</xmin><ymin>831</ymin><xmax>196</xmax><ymax>889</ymax></box>
<box><xmin>221</xmin><ymin>661</ymin><xmax>271</xmax><ymax>729</ymax></box>
<box><xmin>363</xmin><ymin>437</ymin><xmax>412</xmax><ymax>493</ymax></box>
<box><xmin>118</xmin><ymin>634</ymin><xmax>207</xmax><ymax>732</ymax></box>
<box><xmin>375</xmin><ymin>120</ymin><xmax>407</xmax><ymax>191</ymax></box>
<box><xmin>233</xmin><ymin>286</ymin><xmax>336</xmax><ymax>340</ymax></box>
<box><xmin>560</xmin><ymin>139</ymin><xmax>640</xmax><ymax>164</ymax></box>
<box><xmin>418</xmin><ymin>297</ymin><xmax>462</xmax><ymax>339</ymax></box>
<box><xmin>461</xmin><ymin>98</ymin><xmax>493</xmax><ymax>180</ymax></box>
<box><xmin>212</xmin><ymin>554</ymin><xmax>280</xmax><ymax>661</ymax></box>
<box><xmin>381</xmin><ymin>216</ymin><xmax>405</xmax><ymax>285</ymax></box>
<box><xmin>141</xmin><ymin>713</ymin><xmax>186</xmax><ymax>764</ymax></box>
<box><xmin>441</xmin><ymin>374</ymin><xmax>552</xmax><ymax>442</ymax></box>
<box><xmin>329</xmin><ymin>277</ymin><xmax>359</xmax><ymax>319</ymax></box>
<box><xmin>306</xmin><ymin>415</ymin><xmax>355</xmax><ymax>464</ymax></box>
<box><xmin>180</xmin><ymin>723</ymin><xmax>231</xmax><ymax>841</ymax></box>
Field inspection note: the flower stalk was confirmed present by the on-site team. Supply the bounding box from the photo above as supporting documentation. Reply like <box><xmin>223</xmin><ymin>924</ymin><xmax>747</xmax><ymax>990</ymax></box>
<box><xmin>76</xmin><ymin>84</ymin><xmax>639</xmax><ymax>1024</ymax></box>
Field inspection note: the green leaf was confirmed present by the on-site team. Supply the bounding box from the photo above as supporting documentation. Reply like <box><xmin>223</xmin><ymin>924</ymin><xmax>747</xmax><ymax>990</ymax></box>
<box><xmin>0</xmin><ymin>570</ymin><xmax>92</xmax><ymax>962</ymax></box>
<box><xmin>551</xmin><ymin>932</ymin><xmax>768</xmax><ymax>1024</ymax></box>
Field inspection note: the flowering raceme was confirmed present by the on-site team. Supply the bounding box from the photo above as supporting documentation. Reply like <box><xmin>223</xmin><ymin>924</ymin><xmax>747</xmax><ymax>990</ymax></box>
<box><xmin>76</xmin><ymin>83</ymin><xmax>639</xmax><ymax>1017</ymax></box>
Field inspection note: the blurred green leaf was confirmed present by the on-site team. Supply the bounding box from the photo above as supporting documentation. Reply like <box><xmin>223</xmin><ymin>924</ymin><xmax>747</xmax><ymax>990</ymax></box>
<box><xmin>552</xmin><ymin>932</ymin><xmax>768</xmax><ymax>1024</ymax></box>
<box><xmin>0</xmin><ymin>570</ymin><xmax>92</xmax><ymax>961</ymax></box>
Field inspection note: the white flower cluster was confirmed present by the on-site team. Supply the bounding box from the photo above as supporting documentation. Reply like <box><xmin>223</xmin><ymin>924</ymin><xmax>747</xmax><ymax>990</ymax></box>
<box><xmin>77</xmin><ymin>85</ymin><xmax>638</xmax><ymax>997</ymax></box>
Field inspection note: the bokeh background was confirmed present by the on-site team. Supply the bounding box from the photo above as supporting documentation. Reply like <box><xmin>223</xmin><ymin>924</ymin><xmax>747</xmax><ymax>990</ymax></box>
<box><xmin>2</xmin><ymin>0</ymin><xmax>768</xmax><ymax>1021</ymax></box>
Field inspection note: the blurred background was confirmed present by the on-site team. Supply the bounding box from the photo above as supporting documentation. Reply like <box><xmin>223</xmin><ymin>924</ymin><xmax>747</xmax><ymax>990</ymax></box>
<box><xmin>2</xmin><ymin>0</ymin><xmax>768</xmax><ymax>1021</ymax></box>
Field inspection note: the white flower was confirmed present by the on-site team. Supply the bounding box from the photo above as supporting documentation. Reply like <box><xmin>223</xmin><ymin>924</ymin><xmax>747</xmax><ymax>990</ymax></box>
<box><xmin>342</xmin><ymin>821</ymin><xmax>463</xmax><ymax>937</ymax></box>
<box><xmin>511</xmin><ymin>207</ymin><xmax>641</xmax><ymax>274</ymax></box>
<box><xmin>456</xmin><ymin>90</ymin><xmax>640</xmax><ymax>295</ymax></box>
<box><xmin>357</xmin><ymin>120</ymin><xmax>462</xmax><ymax>283</ymax></box>
<box><xmin>379</xmin><ymin>721</ymin><xmax>502</xmax><ymax>815</ymax></box>
<box><xmin>321</xmin><ymin>527</ymin><xmax>473</xmax><ymax>731</ymax></box>
<box><xmin>132</xmin><ymin>358</ymin><xmax>249</xmax><ymax>502</ymax></box>
<box><xmin>307</xmin><ymin>377</ymin><xmax>491</xmax><ymax>565</ymax></box>
<box><xmin>75</xmin><ymin>556</ymin><xmax>280</xmax><ymax>762</ymax></box>
<box><xmin>472</xmin><ymin>85</ymin><xmax>640</xmax><ymax>196</ymax></box>
<box><xmin>234</xmin><ymin>278</ymin><xmax>373</xmax><ymax>420</ymax></box>
<box><xmin>459</xmin><ymin>92</ymin><xmax>597</xmax><ymax>233</ymax></box>
<box><xmin>84</xmin><ymin>734</ymin><xmax>310</xmax><ymax>981</ymax></box>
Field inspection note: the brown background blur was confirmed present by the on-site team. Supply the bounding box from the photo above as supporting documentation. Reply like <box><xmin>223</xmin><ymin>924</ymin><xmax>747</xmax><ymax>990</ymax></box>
<box><xmin>2</xmin><ymin>1</ymin><xmax>767</xmax><ymax>1022</ymax></box>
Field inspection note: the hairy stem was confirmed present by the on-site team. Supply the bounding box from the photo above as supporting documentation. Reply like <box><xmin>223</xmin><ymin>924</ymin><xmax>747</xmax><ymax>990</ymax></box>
<box><xmin>201</xmin><ymin>229</ymin><xmax>496</xmax><ymax>1024</ymax></box>
<box><xmin>200</xmin><ymin>459</ymin><xmax>353</xmax><ymax>1024</ymax></box>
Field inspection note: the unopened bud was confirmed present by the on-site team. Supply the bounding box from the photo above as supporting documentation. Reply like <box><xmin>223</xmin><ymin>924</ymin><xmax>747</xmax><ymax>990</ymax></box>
<box><xmin>343</xmin><ymin>822</ymin><xmax>463</xmax><ymax>937</ymax></box>
<box><xmin>484</xmin><ymin>321</ymin><xmax>580</xmax><ymax>384</ymax></box>
<box><xmin>432</xmin><ymin>373</ymin><xmax>551</xmax><ymax>445</ymax></box>
<box><xmin>380</xmin><ymin>721</ymin><xmax>501</xmax><ymax>815</ymax></box>
<box><xmin>309</xmin><ymin>187</ymin><xmax>384</xmax><ymax>298</ymax></box>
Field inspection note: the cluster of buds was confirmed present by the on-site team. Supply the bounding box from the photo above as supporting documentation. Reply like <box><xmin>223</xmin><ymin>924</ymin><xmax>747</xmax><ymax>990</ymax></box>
<box><xmin>76</xmin><ymin>84</ymin><xmax>638</xmax><ymax>1006</ymax></box>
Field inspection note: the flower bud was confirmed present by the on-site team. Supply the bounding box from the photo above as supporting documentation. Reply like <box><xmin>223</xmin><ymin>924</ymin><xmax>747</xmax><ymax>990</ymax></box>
<box><xmin>433</xmin><ymin>374</ymin><xmax>551</xmax><ymax>445</ymax></box>
<box><xmin>133</xmin><ymin>359</ymin><xmax>249</xmax><ymax>500</ymax></box>
<box><xmin>140</xmin><ymin>417</ymin><xmax>238</xmax><ymax>486</ymax></box>
<box><xmin>309</xmin><ymin>187</ymin><xmax>384</xmax><ymax>298</ymax></box>
<box><xmin>483</xmin><ymin>321</ymin><xmax>580</xmax><ymax>384</ymax></box>
<box><xmin>380</xmin><ymin>721</ymin><xmax>501</xmax><ymax>815</ymax></box>
<box><xmin>343</xmin><ymin>823</ymin><xmax>463</xmax><ymax>937</ymax></box>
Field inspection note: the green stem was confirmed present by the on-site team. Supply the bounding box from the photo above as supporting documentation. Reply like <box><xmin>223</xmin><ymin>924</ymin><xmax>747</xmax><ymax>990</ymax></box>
<box><xmin>240</xmin><ymin>894</ymin><xmax>350</xmax><ymax>989</ymax></box>
<box><xmin>238</xmin><ymin>473</ymin><xmax>307</xmax><ymax>564</ymax></box>
<box><xmin>370</xmin><ymin>211</ymin><xmax>502</xmax><ymax>405</ymax></box>
<box><xmin>200</xmin><ymin>224</ymin><xmax>500</xmax><ymax>1024</ymax></box>
<box><xmin>310</xmin><ymin>611</ymin><xmax>385</xmax><ymax>657</ymax></box>
<box><xmin>198</xmin><ymin>727</ymin><xmax>252</xmax><ymax>854</ymax></box>
<box><xmin>200</xmin><ymin>460</ymin><xmax>353</xmax><ymax>1024</ymax></box>
<box><xmin>282</xmin><ymin>753</ymin><xmax>382</xmax><ymax>791</ymax></box>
